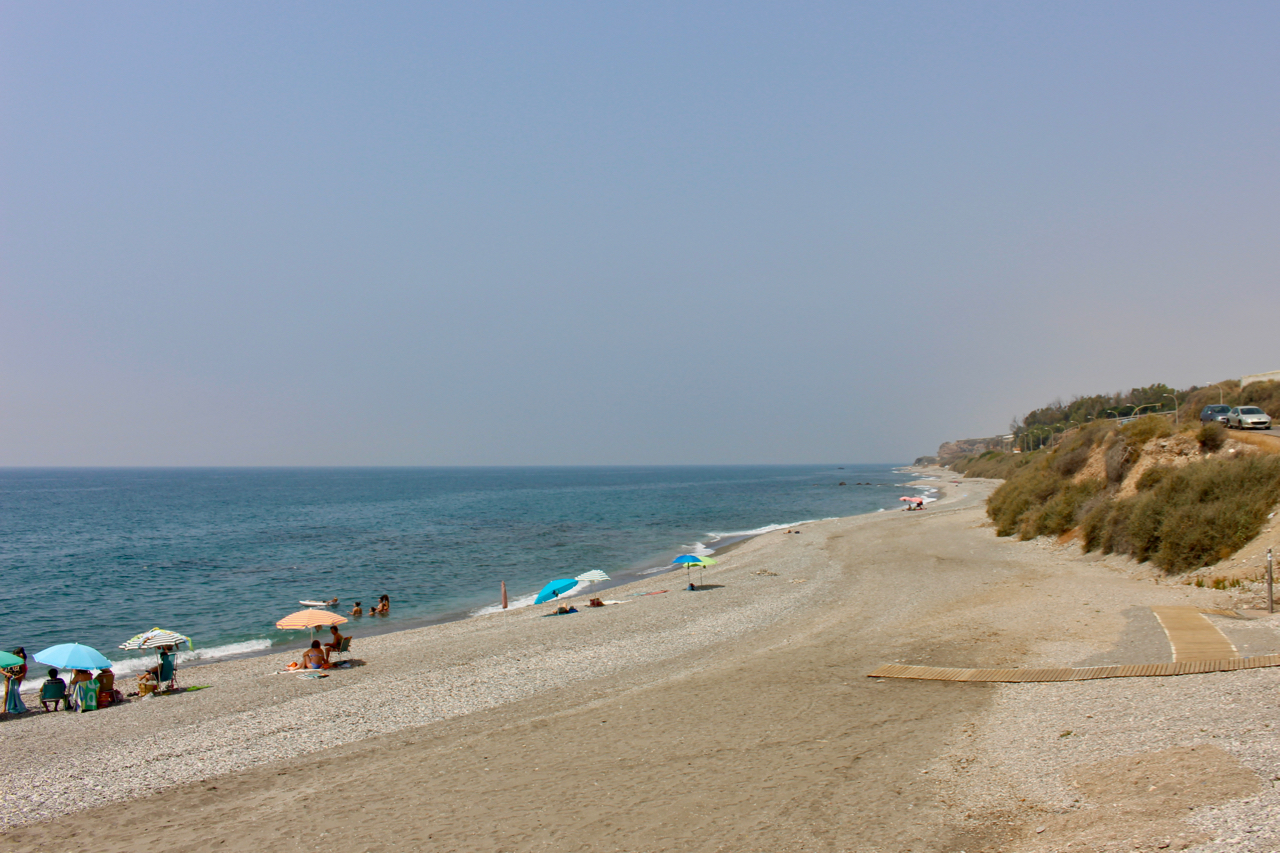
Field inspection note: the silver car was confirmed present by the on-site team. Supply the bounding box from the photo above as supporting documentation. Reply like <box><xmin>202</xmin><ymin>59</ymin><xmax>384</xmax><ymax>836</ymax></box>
<box><xmin>1227</xmin><ymin>406</ymin><xmax>1272</xmax><ymax>430</ymax></box>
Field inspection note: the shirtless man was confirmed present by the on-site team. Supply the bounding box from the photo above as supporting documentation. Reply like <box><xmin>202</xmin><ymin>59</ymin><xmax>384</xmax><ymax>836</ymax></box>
<box><xmin>301</xmin><ymin>641</ymin><xmax>326</xmax><ymax>670</ymax></box>
<box><xmin>323</xmin><ymin>626</ymin><xmax>346</xmax><ymax>657</ymax></box>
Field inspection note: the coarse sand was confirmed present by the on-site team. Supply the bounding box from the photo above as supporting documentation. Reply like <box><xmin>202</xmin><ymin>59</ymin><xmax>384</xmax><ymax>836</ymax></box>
<box><xmin>3</xmin><ymin>470</ymin><xmax>1279</xmax><ymax>852</ymax></box>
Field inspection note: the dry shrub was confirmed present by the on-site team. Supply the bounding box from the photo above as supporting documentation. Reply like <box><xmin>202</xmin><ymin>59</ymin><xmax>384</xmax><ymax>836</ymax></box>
<box><xmin>1104</xmin><ymin>436</ymin><xmax>1132</xmax><ymax>485</ymax></box>
<box><xmin>1198</xmin><ymin>421</ymin><xmax>1226</xmax><ymax>452</ymax></box>
<box><xmin>1120</xmin><ymin>414</ymin><xmax>1173</xmax><ymax>449</ymax></box>
<box><xmin>1052</xmin><ymin>444</ymin><xmax>1092</xmax><ymax>477</ymax></box>
<box><xmin>953</xmin><ymin>450</ymin><xmax>1033</xmax><ymax>480</ymax></box>
<box><xmin>1135</xmin><ymin>465</ymin><xmax>1171</xmax><ymax>491</ymax></box>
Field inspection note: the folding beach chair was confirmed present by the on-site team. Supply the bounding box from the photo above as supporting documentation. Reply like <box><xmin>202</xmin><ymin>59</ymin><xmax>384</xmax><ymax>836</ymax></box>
<box><xmin>327</xmin><ymin>636</ymin><xmax>352</xmax><ymax>665</ymax></box>
<box><xmin>158</xmin><ymin>657</ymin><xmax>178</xmax><ymax>692</ymax></box>
<box><xmin>39</xmin><ymin>680</ymin><xmax>67</xmax><ymax>712</ymax></box>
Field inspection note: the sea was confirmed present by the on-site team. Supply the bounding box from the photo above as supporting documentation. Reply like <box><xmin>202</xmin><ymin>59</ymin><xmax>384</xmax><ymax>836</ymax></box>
<box><xmin>0</xmin><ymin>465</ymin><xmax>932</xmax><ymax>680</ymax></box>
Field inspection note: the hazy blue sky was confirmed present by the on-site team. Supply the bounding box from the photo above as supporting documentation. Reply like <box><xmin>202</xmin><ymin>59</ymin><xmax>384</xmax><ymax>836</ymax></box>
<box><xmin>3</xmin><ymin>2</ymin><xmax>1278</xmax><ymax>465</ymax></box>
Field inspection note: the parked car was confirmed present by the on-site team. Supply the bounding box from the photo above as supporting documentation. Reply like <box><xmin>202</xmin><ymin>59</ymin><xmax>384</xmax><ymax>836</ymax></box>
<box><xmin>1200</xmin><ymin>404</ymin><xmax>1232</xmax><ymax>425</ymax></box>
<box><xmin>1227</xmin><ymin>406</ymin><xmax>1272</xmax><ymax>430</ymax></box>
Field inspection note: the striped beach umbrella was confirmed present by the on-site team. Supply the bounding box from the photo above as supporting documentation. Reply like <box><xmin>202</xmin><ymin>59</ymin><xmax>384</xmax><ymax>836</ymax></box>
<box><xmin>120</xmin><ymin>628</ymin><xmax>193</xmax><ymax>651</ymax></box>
<box><xmin>276</xmin><ymin>609</ymin><xmax>348</xmax><ymax>631</ymax></box>
<box><xmin>574</xmin><ymin>570</ymin><xmax>610</xmax><ymax>583</ymax></box>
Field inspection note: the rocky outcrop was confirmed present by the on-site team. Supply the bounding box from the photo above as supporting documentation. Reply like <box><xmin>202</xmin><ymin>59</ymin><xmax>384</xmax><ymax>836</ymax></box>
<box><xmin>936</xmin><ymin>437</ymin><xmax>1007</xmax><ymax>464</ymax></box>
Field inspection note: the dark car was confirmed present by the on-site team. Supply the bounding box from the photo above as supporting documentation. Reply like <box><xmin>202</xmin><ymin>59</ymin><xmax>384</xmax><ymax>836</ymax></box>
<box><xmin>1200</xmin><ymin>404</ymin><xmax>1231</xmax><ymax>425</ymax></box>
<box><xmin>1227</xmin><ymin>406</ymin><xmax>1272</xmax><ymax>430</ymax></box>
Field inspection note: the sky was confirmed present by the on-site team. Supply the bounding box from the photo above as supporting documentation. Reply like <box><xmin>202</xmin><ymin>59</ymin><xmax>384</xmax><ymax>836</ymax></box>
<box><xmin>3</xmin><ymin>2</ymin><xmax>1279</xmax><ymax>466</ymax></box>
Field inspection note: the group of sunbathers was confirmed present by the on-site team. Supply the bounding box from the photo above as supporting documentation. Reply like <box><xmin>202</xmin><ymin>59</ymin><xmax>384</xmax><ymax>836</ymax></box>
<box><xmin>37</xmin><ymin>666</ymin><xmax>124</xmax><ymax>711</ymax></box>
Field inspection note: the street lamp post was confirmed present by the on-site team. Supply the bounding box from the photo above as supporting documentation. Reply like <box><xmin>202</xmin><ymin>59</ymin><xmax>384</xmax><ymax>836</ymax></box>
<box><xmin>1163</xmin><ymin>393</ymin><xmax>1179</xmax><ymax>426</ymax></box>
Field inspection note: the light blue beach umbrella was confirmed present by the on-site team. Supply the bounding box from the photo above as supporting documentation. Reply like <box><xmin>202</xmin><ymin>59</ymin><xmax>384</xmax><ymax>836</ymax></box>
<box><xmin>33</xmin><ymin>643</ymin><xmax>113</xmax><ymax>671</ymax></box>
<box><xmin>534</xmin><ymin>578</ymin><xmax>579</xmax><ymax>605</ymax></box>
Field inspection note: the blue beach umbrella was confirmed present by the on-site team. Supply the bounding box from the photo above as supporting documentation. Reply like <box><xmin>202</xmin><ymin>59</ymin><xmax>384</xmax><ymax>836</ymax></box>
<box><xmin>673</xmin><ymin>554</ymin><xmax>717</xmax><ymax>587</ymax></box>
<box><xmin>534</xmin><ymin>578</ymin><xmax>579</xmax><ymax>605</ymax></box>
<box><xmin>33</xmin><ymin>643</ymin><xmax>113</xmax><ymax>671</ymax></box>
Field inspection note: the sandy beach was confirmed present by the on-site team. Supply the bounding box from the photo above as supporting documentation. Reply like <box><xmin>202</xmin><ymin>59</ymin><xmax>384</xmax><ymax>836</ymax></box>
<box><xmin>4</xmin><ymin>470</ymin><xmax>1279</xmax><ymax>852</ymax></box>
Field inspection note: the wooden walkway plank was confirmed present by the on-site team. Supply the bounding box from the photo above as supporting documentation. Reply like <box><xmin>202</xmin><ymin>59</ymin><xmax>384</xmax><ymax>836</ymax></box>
<box><xmin>866</xmin><ymin>656</ymin><xmax>1280</xmax><ymax>683</ymax></box>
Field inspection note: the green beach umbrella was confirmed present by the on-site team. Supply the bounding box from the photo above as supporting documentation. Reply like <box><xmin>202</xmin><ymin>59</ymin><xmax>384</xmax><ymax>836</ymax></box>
<box><xmin>0</xmin><ymin>650</ymin><xmax>23</xmax><ymax>669</ymax></box>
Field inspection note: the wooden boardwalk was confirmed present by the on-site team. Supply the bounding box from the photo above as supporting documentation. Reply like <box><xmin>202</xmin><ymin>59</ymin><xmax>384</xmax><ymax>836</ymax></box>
<box><xmin>1150</xmin><ymin>605</ymin><xmax>1238</xmax><ymax>662</ymax></box>
<box><xmin>869</xmin><ymin>606</ymin><xmax>1278</xmax><ymax>683</ymax></box>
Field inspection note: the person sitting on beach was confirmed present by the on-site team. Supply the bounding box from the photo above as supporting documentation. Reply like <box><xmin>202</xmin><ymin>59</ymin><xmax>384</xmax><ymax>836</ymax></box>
<box><xmin>95</xmin><ymin>668</ymin><xmax>118</xmax><ymax>705</ymax></box>
<box><xmin>323</xmin><ymin>626</ymin><xmax>346</xmax><ymax>659</ymax></box>
<box><xmin>301</xmin><ymin>640</ymin><xmax>327</xmax><ymax>670</ymax></box>
<box><xmin>350</xmin><ymin>601</ymin><xmax>363</xmax><ymax>617</ymax></box>
<box><xmin>66</xmin><ymin>669</ymin><xmax>96</xmax><ymax>711</ymax></box>
<box><xmin>40</xmin><ymin>668</ymin><xmax>67</xmax><ymax>712</ymax></box>
<box><xmin>146</xmin><ymin>645</ymin><xmax>177</xmax><ymax>682</ymax></box>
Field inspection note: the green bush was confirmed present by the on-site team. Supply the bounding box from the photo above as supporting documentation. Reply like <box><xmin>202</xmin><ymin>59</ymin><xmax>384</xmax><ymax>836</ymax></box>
<box><xmin>987</xmin><ymin>460</ymin><xmax>1060</xmax><ymax>536</ymax></box>
<box><xmin>1021</xmin><ymin>479</ymin><xmax>1104</xmax><ymax>539</ymax></box>
<box><xmin>1079</xmin><ymin>454</ymin><xmax>1280</xmax><ymax>573</ymax></box>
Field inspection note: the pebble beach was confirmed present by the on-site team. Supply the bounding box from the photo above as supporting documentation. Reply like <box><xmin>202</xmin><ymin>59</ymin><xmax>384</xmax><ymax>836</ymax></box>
<box><xmin>3</xmin><ymin>471</ymin><xmax>1280</xmax><ymax>852</ymax></box>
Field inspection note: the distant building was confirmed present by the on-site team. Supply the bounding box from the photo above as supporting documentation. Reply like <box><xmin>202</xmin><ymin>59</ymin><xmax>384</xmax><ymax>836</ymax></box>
<box><xmin>1241</xmin><ymin>370</ymin><xmax>1280</xmax><ymax>387</ymax></box>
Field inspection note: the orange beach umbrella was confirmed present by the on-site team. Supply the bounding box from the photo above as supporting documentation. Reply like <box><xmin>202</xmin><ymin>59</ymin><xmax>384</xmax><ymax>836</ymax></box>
<box><xmin>276</xmin><ymin>609</ymin><xmax>348</xmax><ymax>631</ymax></box>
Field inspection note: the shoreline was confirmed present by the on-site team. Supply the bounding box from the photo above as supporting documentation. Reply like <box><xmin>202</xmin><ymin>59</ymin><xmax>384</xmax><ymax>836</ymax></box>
<box><xmin>14</xmin><ymin>486</ymin><xmax>923</xmax><ymax>689</ymax></box>
<box><xmin>11</xmin><ymin>466</ymin><xmax>1271</xmax><ymax>850</ymax></box>
<box><xmin>0</xmin><ymin>472</ymin><xmax>959</xmax><ymax>829</ymax></box>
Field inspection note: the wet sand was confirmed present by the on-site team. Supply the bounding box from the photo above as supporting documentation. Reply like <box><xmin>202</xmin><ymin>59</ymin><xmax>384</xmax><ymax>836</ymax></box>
<box><xmin>4</xmin><ymin>471</ymin><xmax>1278</xmax><ymax>852</ymax></box>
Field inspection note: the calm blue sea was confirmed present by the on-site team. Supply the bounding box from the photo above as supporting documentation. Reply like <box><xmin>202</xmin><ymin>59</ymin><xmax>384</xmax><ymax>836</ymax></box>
<box><xmin>0</xmin><ymin>465</ymin><xmax>922</xmax><ymax>675</ymax></box>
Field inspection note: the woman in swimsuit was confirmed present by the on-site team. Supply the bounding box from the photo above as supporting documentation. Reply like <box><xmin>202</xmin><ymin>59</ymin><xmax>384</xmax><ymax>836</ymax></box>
<box><xmin>301</xmin><ymin>641</ymin><xmax>327</xmax><ymax>670</ymax></box>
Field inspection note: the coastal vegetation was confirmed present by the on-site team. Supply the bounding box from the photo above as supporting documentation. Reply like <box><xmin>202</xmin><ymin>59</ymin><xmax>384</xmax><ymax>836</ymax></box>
<box><xmin>958</xmin><ymin>407</ymin><xmax>1280</xmax><ymax>574</ymax></box>
<box><xmin>1004</xmin><ymin>379</ymin><xmax>1280</xmax><ymax>450</ymax></box>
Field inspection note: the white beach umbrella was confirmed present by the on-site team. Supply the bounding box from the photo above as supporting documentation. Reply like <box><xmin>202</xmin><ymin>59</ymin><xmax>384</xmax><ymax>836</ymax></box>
<box><xmin>574</xmin><ymin>570</ymin><xmax>610</xmax><ymax>583</ymax></box>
